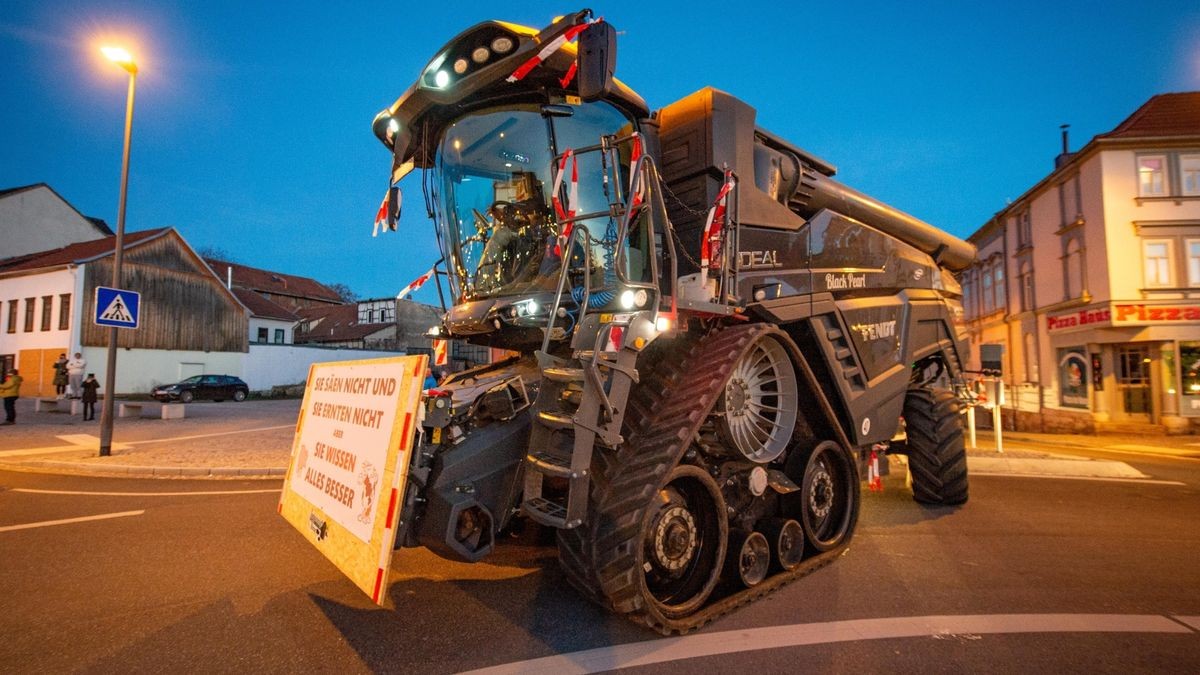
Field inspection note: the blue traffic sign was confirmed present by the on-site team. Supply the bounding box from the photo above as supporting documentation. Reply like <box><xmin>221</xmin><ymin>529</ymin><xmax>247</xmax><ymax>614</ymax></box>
<box><xmin>94</xmin><ymin>286</ymin><xmax>140</xmax><ymax>329</ymax></box>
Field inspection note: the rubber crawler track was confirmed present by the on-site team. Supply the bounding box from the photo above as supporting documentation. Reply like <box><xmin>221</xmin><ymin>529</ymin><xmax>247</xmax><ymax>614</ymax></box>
<box><xmin>557</xmin><ymin>323</ymin><xmax>856</xmax><ymax>634</ymax></box>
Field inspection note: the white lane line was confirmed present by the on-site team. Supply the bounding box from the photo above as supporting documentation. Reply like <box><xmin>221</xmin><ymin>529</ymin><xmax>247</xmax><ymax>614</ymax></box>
<box><xmin>12</xmin><ymin>488</ymin><xmax>279</xmax><ymax>497</ymax></box>
<box><xmin>1173</xmin><ymin>616</ymin><xmax>1200</xmax><ymax>632</ymax></box>
<box><xmin>125</xmin><ymin>425</ymin><xmax>293</xmax><ymax>446</ymax></box>
<box><xmin>461</xmin><ymin>614</ymin><xmax>1192</xmax><ymax>675</ymax></box>
<box><xmin>971</xmin><ymin>472</ymin><xmax>1186</xmax><ymax>486</ymax></box>
<box><xmin>0</xmin><ymin>510</ymin><xmax>144</xmax><ymax>533</ymax></box>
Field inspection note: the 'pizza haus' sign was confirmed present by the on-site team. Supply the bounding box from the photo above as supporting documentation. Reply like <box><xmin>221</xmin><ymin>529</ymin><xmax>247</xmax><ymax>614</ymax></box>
<box><xmin>1048</xmin><ymin>303</ymin><xmax>1200</xmax><ymax>332</ymax></box>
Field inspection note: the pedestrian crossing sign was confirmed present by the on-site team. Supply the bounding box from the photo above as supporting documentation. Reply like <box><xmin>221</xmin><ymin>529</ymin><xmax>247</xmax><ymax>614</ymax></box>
<box><xmin>94</xmin><ymin>286</ymin><xmax>140</xmax><ymax>328</ymax></box>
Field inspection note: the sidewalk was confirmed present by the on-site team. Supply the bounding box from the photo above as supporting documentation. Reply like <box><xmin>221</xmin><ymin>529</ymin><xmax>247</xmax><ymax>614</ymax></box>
<box><xmin>0</xmin><ymin>396</ymin><xmax>1195</xmax><ymax>479</ymax></box>
<box><xmin>0</xmin><ymin>397</ymin><xmax>299</xmax><ymax>478</ymax></box>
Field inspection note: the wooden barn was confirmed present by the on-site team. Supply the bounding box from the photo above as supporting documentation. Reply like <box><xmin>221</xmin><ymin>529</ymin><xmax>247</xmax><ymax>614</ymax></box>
<box><xmin>0</xmin><ymin>228</ymin><xmax>248</xmax><ymax>395</ymax></box>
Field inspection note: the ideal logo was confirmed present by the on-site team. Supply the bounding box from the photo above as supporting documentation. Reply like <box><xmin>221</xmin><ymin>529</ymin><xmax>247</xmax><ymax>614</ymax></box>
<box><xmin>738</xmin><ymin>250</ymin><xmax>782</xmax><ymax>269</ymax></box>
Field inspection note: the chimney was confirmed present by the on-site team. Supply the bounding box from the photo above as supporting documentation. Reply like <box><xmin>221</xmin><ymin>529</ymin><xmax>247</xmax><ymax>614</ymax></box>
<box><xmin>1054</xmin><ymin>123</ymin><xmax>1074</xmax><ymax>169</ymax></box>
<box><xmin>226</xmin><ymin>266</ymin><xmax>232</xmax><ymax>290</ymax></box>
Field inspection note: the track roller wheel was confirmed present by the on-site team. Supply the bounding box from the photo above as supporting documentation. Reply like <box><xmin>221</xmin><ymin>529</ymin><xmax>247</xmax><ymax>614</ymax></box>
<box><xmin>641</xmin><ymin>464</ymin><xmax>729</xmax><ymax>619</ymax></box>
<box><xmin>796</xmin><ymin>440</ymin><xmax>858</xmax><ymax>552</ymax></box>
<box><xmin>725</xmin><ymin>530</ymin><xmax>770</xmax><ymax>587</ymax></box>
<box><xmin>759</xmin><ymin>518</ymin><xmax>805</xmax><ymax>571</ymax></box>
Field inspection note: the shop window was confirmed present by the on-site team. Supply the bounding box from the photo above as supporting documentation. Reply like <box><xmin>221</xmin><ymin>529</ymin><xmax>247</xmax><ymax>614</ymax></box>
<box><xmin>1182</xmin><ymin>154</ymin><xmax>1200</xmax><ymax>196</ymax></box>
<box><xmin>1058</xmin><ymin>347</ymin><xmax>1089</xmax><ymax>409</ymax></box>
<box><xmin>257</xmin><ymin>327</ymin><xmax>268</xmax><ymax>343</ymax></box>
<box><xmin>1138</xmin><ymin>155</ymin><xmax>1167</xmax><ymax>197</ymax></box>
<box><xmin>1143</xmin><ymin>239</ymin><xmax>1173</xmax><ymax>287</ymax></box>
<box><xmin>6</xmin><ymin>300</ymin><xmax>16</xmax><ymax>334</ymax></box>
<box><xmin>274</xmin><ymin>328</ymin><xmax>284</xmax><ymax>344</ymax></box>
<box><xmin>58</xmin><ymin>294</ymin><xmax>71</xmax><ymax>330</ymax></box>
<box><xmin>23</xmin><ymin>297</ymin><xmax>35</xmax><ymax>332</ymax></box>
<box><xmin>1182</xmin><ymin>342</ymin><xmax>1200</xmax><ymax>413</ymax></box>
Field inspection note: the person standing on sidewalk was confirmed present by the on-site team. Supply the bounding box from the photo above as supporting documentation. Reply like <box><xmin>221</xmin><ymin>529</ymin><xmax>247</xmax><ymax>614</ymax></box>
<box><xmin>66</xmin><ymin>352</ymin><xmax>86</xmax><ymax>399</ymax></box>
<box><xmin>52</xmin><ymin>353</ymin><xmax>68</xmax><ymax>399</ymax></box>
<box><xmin>0</xmin><ymin>368</ymin><xmax>23</xmax><ymax>425</ymax></box>
<box><xmin>80</xmin><ymin>373</ymin><xmax>100</xmax><ymax>421</ymax></box>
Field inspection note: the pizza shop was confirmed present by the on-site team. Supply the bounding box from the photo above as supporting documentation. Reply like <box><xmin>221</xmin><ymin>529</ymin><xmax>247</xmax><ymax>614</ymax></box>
<box><xmin>1045</xmin><ymin>302</ymin><xmax>1200</xmax><ymax>433</ymax></box>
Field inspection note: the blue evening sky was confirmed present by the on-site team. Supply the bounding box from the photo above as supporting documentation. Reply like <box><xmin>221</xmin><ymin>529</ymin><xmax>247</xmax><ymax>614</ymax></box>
<box><xmin>2</xmin><ymin>1</ymin><xmax>1198</xmax><ymax>304</ymax></box>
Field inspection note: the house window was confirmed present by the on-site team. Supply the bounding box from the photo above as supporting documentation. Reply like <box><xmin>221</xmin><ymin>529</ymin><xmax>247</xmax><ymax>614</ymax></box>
<box><xmin>6</xmin><ymin>300</ymin><xmax>16</xmax><ymax>333</ymax></box>
<box><xmin>1182</xmin><ymin>155</ymin><xmax>1200</xmax><ymax>196</ymax></box>
<box><xmin>257</xmin><ymin>327</ymin><xmax>268</xmax><ymax>342</ymax></box>
<box><xmin>1019</xmin><ymin>262</ymin><xmax>1034</xmax><ymax>312</ymax></box>
<box><xmin>1187</xmin><ymin>239</ymin><xmax>1200</xmax><ymax>287</ymax></box>
<box><xmin>1016</xmin><ymin>210</ymin><xmax>1031</xmax><ymax>247</ymax></box>
<box><xmin>40</xmin><ymin>296</ymin><xmax>53</xmax><ymax>331</ymax></box>
<box><xmin>961</xmin><ymin>274</ymin><xmax>974</xmax><ymax>319</ymax></box>
<box><xmin>992</xmin><ymin>263</ymin><xmax>1006</xmax><ymax>311</ymax></box>
<box><xmin>1143</xmin><ymin>239</ymin><xmax>1173</xmax><ymax>287</ymax></box>
<box><xmin>1063</xmin><ymin>238</ymin><xmax>1086</xmax><ymax>300</ymax></box>
<box><xmin>274</xmin><ymin>328</ymin><xmax>284</xmax><ymax>344</ymax></box>
<box><xmin>1138</xmin><ymin>155</ymin><xmax>1167</xmax><ymax>196</ymax></box>
<box><xmin>981</xmin><ymin>270</ymin><xmax>994</xmax><ymax>314</ymax></box>
<box><xmin>58</xmin><ymin>294</ymin><xmax>71</xmax><ymax>330</ymax></box>
<box><xmin>23</xmin><ymin>298</ymin><xmax>35</xmax><ymax>332</ymax></box>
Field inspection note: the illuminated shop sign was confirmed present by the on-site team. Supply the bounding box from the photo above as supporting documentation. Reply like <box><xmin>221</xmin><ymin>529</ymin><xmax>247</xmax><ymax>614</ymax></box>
<box><xmin>1048</xmin><ymin>303</ymin><xmax>1200</xmax><ymax>332</ymax></box>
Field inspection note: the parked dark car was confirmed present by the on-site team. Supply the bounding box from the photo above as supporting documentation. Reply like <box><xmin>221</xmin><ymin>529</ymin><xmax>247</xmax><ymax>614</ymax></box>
<box><xmin>153</xmin><ymin>375</ymin><xmax>249</xmax><ymax>403</ymax></box>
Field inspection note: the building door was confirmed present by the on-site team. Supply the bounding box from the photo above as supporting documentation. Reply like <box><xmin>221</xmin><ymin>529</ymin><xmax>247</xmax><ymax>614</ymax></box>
<box><xmin>1116</xmin><ymin>345</ymin><xmax>1152</xmax><ymax>421</ymax></box>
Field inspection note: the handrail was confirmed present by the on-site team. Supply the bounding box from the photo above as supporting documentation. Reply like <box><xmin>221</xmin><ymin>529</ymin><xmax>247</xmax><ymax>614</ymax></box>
<box><xmin>541</xmin><ymin>223</ymin><xmax>593</xmax><ymax>354</ymax></box>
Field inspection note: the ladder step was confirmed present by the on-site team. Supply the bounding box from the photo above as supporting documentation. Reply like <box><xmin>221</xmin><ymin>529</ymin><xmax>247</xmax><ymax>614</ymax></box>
<box><xmin>527</xmin><ymin>450</ymin><xmax>578</xmax><ymax>479</ymax></box>
<box><xmin>842</xmin><ymin>367</ymin><xmax>861</xmax><ymax>379</ymax></box>
<box><xmin>537</xmin><ymin>410</ymin><xmax>575</xmax><ymax>430</ymax></box>
<box><xmin>543</xmin><ymin>366</ymin><xmax>585</xmax><ymax>383</ymax></box>
<box><xmin>523</xmin><ymin>496</ymin><xmax>571</xmax><ymax>528</ymax></box>
<box><xmin>834</xmin><ymin>347</ymin><xmax>852</xmax><ymax>361</ymax></box>
<box><xmin>826</xmin><ymin>328</ymin><xmax>843</xmax><ymax>340</ymax></box>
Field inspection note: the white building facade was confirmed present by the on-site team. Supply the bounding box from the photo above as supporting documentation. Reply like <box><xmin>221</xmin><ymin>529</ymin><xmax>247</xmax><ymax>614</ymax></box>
<box><xmin>962</xmin><ymin>93</ymin><xmax>1200</xmax><ymax>434</ymax></box>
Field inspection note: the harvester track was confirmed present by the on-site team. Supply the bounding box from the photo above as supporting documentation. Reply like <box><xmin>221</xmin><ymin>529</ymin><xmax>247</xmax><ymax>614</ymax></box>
<box><xmin>557</xmin><ymin>322</ymin><xmax>855</xmax><ymax>634</ymax></box>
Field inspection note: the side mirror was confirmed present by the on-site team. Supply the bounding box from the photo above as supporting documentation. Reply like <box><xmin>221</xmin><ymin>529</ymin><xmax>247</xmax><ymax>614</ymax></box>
<box><xmin>576</xmin><ymin>21</ymin><xmax>616</xmax><ymax>102</ymax></box>
<box><xmin>387</xmin><ymin>185</ymin><xmax>401</xmax><ymax>228</ymax></box>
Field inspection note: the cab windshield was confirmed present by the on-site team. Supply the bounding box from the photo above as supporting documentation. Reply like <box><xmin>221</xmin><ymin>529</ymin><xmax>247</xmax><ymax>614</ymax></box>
<box><xmin>433</xmin><ymin>101</ymin><xmax>634</xmax><ymax>302</ymax></box>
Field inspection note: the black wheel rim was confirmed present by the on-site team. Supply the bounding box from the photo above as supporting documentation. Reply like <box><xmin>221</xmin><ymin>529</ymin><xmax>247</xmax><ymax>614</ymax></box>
<box><xmin>800</xmin><ymin>441</ymin><xmax>856</xmax><ymax>551</ymax></box>
<box><xmin>642</xmin><ymin>466</ymin><xmax>727</xmax><ymax>618</ymax></box>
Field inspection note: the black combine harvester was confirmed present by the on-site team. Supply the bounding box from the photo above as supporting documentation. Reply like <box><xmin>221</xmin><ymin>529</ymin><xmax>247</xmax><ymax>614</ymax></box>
<box><xmin>369</xmin><ymin>9</ymin><xmax>975</xmax><ymax>632</ymax></box>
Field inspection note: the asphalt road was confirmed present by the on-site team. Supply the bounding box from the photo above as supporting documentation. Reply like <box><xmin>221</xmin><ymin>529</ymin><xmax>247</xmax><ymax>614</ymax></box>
<box><xmin>1</xmin><ymin>453</ymin><xmax>1198</xmax><ymax>674</ymax></box>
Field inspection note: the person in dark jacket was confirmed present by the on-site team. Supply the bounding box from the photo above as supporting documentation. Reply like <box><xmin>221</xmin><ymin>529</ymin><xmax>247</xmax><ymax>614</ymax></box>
<box><xmin>80</xmin><ymin>373</ymin><xmax>101</xmax><ymax>421</ymax></box>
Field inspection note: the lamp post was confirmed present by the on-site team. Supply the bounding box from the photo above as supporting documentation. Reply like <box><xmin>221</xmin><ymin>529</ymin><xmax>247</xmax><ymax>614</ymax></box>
<box><xmin>98</xmin><ymin>46</ymin><xmax>137</xmax><ymax>458</ymax></box>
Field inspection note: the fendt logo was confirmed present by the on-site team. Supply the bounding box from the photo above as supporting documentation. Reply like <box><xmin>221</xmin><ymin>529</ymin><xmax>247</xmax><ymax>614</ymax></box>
<box><xmin>738</xmin><ymin>250</ymin><xmax>782</xmax><ymax>269</ymax></box>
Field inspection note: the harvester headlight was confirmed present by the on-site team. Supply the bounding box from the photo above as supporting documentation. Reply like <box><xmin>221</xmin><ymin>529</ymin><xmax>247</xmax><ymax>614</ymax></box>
<box><xmin>619</xmin><ymin>290</ymin><xmax>636</xmax><ymax>310</ymax></box>
<box><xmin>491</xmin><ymin>36</ymin><xmax>514</xmax><ymax>54</ymax></box>
<box><xmin>655</xmin><ymin>316</ymin><xmax>672</xmax><ymax>333</ymax></box>
<box><xmin>527</xmin><ymin>300</ymin><xmax>539</xmax><ymax>315</ymax></box>
<box><xmin>453</xmin><ymin>58</ymin><xmax>469</xmax><ymax>74</ymax></box>
<box><xmin>471</xmin><ymin>46</ymin><xmax>490</xmax><ymax>64</ymax></box>
<box><xmin>634</xmin><ymin>289</ymin><xmax>648</xmax><ymax>308</ymax></box>
<box><xmin>434</xmin><ymin>70</ymin><xmax>450</xmax><ymax>88</ymax></box>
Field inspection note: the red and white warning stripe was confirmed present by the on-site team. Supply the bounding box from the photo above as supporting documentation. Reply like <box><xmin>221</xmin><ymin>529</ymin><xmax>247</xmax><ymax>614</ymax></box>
<box><xmin>372</xmin><ymin>189</ymin><xmax>391</xmax><ymax>237</ymax></box>
<box><xmin>506</xmin><ymin>20</ymin><xmax>595</xmax><ymax>83</ymax></box>
<box><xmin>552</xmin><ymin>149</ymin><xmax>579</xmax><ymax>256</ymax></box>
<box><xmin>699</xmin><ymin>172</ymin><xmax>736</xmax><ymax>281</ymax></box>
<box><xmin>627</xmin><ymin>133</ymin><xmax>645</xmax><ymax>210</ymax></box>
<box><xmin>432</xmin><ymin>339</ymin><xmax>448</xmax><ymax>367</ymax></box>
<box><xmin>397</xmin><ymin>266</ymin><xmax>435</xmax><ymax>300</ymax></box>
<box><xmin>370</xmin><ymin>359</ymin><xmax>424</xmax><ymax>604</ymax></box>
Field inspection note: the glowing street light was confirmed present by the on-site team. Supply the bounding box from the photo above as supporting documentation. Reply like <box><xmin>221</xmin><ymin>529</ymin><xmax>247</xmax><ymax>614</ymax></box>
<box><xmin>98</xmin><ymin>45</ymin><xmax>138</xmax><ymax>458</ymax></box>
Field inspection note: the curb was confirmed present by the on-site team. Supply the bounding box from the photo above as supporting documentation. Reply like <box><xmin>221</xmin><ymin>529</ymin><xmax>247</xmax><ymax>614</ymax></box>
<box><xmin>0</xmin><ymin>458</ymin><xmax>286</xmax><ymax>479</ymax></box>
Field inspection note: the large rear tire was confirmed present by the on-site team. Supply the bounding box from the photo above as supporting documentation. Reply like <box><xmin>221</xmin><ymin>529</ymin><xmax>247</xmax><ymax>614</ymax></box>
<box><xmin>903</xmin><ymin>387</ymin><xmax>968</xmax><ymax>505</ymax></box>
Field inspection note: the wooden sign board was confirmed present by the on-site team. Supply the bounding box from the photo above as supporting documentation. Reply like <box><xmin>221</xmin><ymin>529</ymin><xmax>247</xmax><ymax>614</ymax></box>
<box><xmin>278</xmin><ymin>354</ymin><xmax>427</xmax><ymax>604</ymax></box>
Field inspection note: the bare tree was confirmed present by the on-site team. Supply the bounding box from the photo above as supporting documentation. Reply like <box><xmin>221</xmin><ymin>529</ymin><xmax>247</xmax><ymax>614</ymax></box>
<box><xmin>325</xmin><ymin>282</ymin><xmax>358</xmax><ymax>303</ymax></box>
<box><xmin>196</xmin><ymin>245</ymin><xmax>236</xmax><ymax>262</ymax></box>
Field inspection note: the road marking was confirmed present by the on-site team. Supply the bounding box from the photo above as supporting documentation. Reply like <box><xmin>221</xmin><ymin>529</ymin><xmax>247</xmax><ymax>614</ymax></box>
<box><xmin>0</xmin><ymin>434</ymin><xmax>132</xmax><ymax>458</ymax></box>
<box><xmin>124</xmin><ymin>425</ymin><xmax>293</xmax><ymax>446</ymax></box>
<box><xmin>12</xmin><ymin>488</ymin><xmax>279</xmax><ymax>497</ymax></box>
<box><xmin>1103</xmin><ymin>444</ymin><xmax>1200</xmax><ymax>459</ymax></box>
<box><xmin>971</xmin><ymin>472</ymin><xmax>1186</xmax><ymax>486</ymax></box>
<box><xmin>461</xmin><ymin>614</ymin><xmax>1193</xmax><ymax>675</ymax></box>
<box><xmin>0</xmin><ymin>510</ymin><xmax>144</xmax><ymax>533</ymax></box>
<box><xmin>1172</xmin><ymin>616</ymin><xmax>1200</xmax><ymax>631</ymax></box>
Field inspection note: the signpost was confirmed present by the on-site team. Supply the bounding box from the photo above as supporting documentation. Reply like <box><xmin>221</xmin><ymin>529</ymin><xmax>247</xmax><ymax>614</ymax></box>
<box><xmin>95</xmin><ymin>286</ymin><xmax>141</xmax><ymax>457</ymax></box>
<box><xmin>279</xmin><ymin>355</ymin><xmax>427</xmax><ymax>605</ymax></box>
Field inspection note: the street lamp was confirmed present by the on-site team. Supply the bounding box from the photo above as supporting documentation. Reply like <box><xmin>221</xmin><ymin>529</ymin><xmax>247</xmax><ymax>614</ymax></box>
<box><xmin>98</xmin><ymin>45</ymin><xmax>137</xmax><ymax>458</ymax></box>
